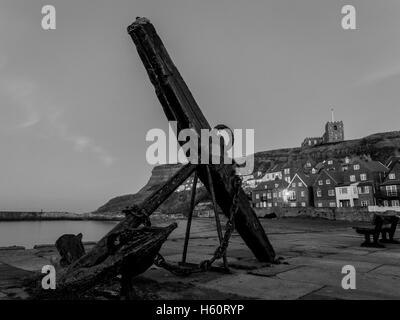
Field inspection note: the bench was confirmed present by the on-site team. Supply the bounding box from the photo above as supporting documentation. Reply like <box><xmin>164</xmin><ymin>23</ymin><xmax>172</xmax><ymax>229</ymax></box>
<box><xmin>353</xmin><ymin>214</ymin><xmax>399</xmax><ymax>248</ymax></box>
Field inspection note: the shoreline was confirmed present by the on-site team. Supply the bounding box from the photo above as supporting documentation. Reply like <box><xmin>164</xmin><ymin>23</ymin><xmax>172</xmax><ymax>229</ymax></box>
<box><xmin>0</xmin><ymin>211</ymin><xmax>124</xmax><ymax>222</ymax></box>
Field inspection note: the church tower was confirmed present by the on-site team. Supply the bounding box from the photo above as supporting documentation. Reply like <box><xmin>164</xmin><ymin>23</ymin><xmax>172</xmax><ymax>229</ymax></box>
<box><xmin>322</xmin><ymin>109</ymin><xmax>344</xmax><ymax>143</ymax></box>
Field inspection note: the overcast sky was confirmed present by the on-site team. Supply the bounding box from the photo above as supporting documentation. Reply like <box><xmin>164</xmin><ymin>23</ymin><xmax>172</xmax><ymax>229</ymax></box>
<box><xmin>0</xmin><ymin>0</ymin><xmax>399</xmax><ymax>212</ymax></box>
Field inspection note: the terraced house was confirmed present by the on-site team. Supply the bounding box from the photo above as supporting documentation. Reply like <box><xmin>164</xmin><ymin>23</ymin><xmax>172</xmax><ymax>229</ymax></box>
<box><xmin>313</xmin><ymin>170</ymin><xmax>340</xmax><ymax>208</ymax></box>
<box><xmin>285</xmin><ymin>172</ymin><xmax>315</xmax><ymax>207</ymax></box>
<box><xmin>376</xmin><ymin>157</ymin><xmax>400</xmax><ymax>207</ymax></box>
<box><xmin>252</xmin><ymin>179</ymin><xmax>289</xmax><ymax>208</ymax></box>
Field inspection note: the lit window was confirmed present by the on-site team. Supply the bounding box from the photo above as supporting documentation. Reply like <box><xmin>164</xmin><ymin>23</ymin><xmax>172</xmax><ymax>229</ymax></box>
<box><xmin>328</xmin><ymin>189</ymin><xmax>335</xmax><ymax>196</ymax></box>
<box><xmin>255</xmin><ymin>194</ymin><xmax>259</xmax><ymax>199</ymax></box>
<box><xmin>360</xmin><ymin>174</ymin><xmax>367</xmax><ymax>181</ymax></box>
<box><xmin>301</xmin><ymin>202</ymin><xmax>306</xmax><ymax>207</ymax></box>
<box><xmin>317</xmin><ymin>190</ymin><xmax>322</xmax><ymax>197</ymax></box>
<box><xmin>329</xmin><ymin>202</ymin><xmax>336</xmax><ymax>207</ymax></box>
<box><xmin>386</xmin><ymin>185</ymin><xmax>397</xmax><ymax>196</ymax></box>
<box><xmin>354</xmin><ymin>164</ymin><xmax>360</xmax><ymax>170</ymax></box>
<box><xmin>328</xmin><ymin>160</ymin><xmax>333</xmax><ymax>165</ymax></box>
<box><xmin>360</xmin><ymin>201</ymin><xmax>369</xmax><ymax>207</ymax></box>
<box><xmin>275</xmin><ymin>184</ymin><xmax>279</xmax><ymax>188</ymax></box>
<box><xmin>389</xmin><ymin>173</ymin><xmax>396</xmax><ymax>180</ymax></box>
<box><xmin>317</xmin><ymin>202</ymin><xmax>323</xmax><ymax>207</ymax></box>
<box><xmin>273</xmin><ymin>192</ymin><xmax>277</xmax><ymax>198</ymax></box>
<box><xmin>267</xmin><ymin>193</ymin><xmax>272</xmax><ymax>199</ymax></box>
<box><xmin>284</xmin><ymin>168</ymin><xmax>290</xmax><ymax>174</ymax></box>
<box><xmin>318</xmin><ymin>180</ymin><xmax>323</xmax><ymax>185</ymax></box>
<box><xmin>350</xmin><ymin>175</ymin><xmax>356</xmax><ymax>182</ymax></box>
<box><xmin>278</xmin><ymin>192</ymin><xmax>282</xmax><ymax>197</ymax></box>
<box><xmin>298</xmin><ymin>182</ymin><xmax>302</xmax><ymax>187</ymax></box>
<box><xmin>292</xmin><ymin>183</ymin><xmax>296</xmax><ymax>187</ymax></box>
<box><xmin>301</xmin><ymin>191</ymin><xmax>305</xmax><ymax>197</ymax></box>
<box><xmin>326</xmin><ymin>179</ymin><xmax>330</xmax><ymax>185</ymax></box>
<box><xmin>392</xmin><ymin>200</ymin><xmax>400</xmax><ymax>207</ymax></box>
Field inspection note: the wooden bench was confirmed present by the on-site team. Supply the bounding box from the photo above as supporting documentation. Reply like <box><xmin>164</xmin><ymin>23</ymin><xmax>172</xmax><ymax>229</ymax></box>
<box><xmin>380</xmin><ymin>215</ymin><xmax>400</xmax><ymax>244</ymax></box>
<box><xmin>353</xmin><ymin>214</ymin><xmax>399</xmax><ymax>248</ymax></box>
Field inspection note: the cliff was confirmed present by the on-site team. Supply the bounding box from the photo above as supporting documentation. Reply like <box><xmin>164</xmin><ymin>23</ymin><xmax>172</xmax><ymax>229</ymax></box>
<box><xmin>95</xmin><ymin>130</ymin><xmax>400</xmax><ymax>215</ymax></box>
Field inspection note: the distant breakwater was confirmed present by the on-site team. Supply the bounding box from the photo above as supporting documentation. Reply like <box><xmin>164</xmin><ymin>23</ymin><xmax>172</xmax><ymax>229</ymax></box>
<box><xmin>0</xmin><ymin>211</ymin><xmax>124</xmax><ymax>221</ymax></box>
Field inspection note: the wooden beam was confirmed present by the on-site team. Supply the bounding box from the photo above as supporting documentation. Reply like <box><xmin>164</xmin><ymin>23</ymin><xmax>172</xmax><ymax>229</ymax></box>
<box><xmin>59</xmin><ymin>163</ymin><xmax>196</xmax><ymax>277</ymax></box>
<box><xmin>128</xmin><ymin>17</ymin><xmax>275</xmax><ymax>262</ymax></box>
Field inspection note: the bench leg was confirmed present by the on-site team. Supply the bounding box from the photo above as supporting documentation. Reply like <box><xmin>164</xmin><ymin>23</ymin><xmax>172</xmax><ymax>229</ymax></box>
<box><xmin>361</xmin><ymin>234</ymin><xmax>371</xmax><ymax>247</ymax></box>
<box><xmin>361</xmin><ymin>233</ymin><xmax>385</xmax><ymax>248</ymax></box>
<box><xmin>389</xmin><ymin>220</ymin><xmax>400</xmax><ymax>243</ymax></box>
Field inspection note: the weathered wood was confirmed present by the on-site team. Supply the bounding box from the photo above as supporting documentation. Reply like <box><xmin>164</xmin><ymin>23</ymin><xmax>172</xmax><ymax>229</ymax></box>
<box><xmin>63</xmin><ymin>163</ymin><xmax>196</xmax><ymax>272</ymax></box>
<box><xmin>55</xmin><ymin>233</ymin><xmax>85</xmax><ymax>267</ymax></box>
<box><xmin>127</xmin><ymin>17</ymin><xmax>275</xmax><ymax>262</ymax></box>
<box><xmin>55</xmin><ymin>223</ymin><xmax>177</xmax><ymax>296</ymax></box>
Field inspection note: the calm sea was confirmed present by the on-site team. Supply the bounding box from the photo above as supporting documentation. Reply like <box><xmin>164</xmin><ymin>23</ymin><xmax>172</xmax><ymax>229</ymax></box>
<box><xmin>0</xmin><ymin>220</ymin><xmax>118</xmax><ymax>249</ymax></box>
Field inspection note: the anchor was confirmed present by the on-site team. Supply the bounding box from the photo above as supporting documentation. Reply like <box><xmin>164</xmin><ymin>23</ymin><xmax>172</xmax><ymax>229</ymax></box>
<box><xmin>40</xmin><ymin>17</ymin><xmax>275</xmax><ymax>299</ymax></box>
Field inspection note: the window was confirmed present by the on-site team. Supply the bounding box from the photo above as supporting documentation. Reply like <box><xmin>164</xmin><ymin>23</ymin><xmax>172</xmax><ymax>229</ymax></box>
<box><xmin>292</xmin><ymin>183</ymin><xmax>296</xmax><ymax>187</ymax></box>
<box><xmin>345</xmin><ymin>157</ymin><xmax>350</xmax><ymax>164</ymax></box>
<box><xmin>290</xmin><ymin>202</ymin><xmax>296</xmax><ymax>207</ymax></box>
<box><xmin>267</xmin><ymin>193</ymin><xmax>272</xmax><ymax>199</ymax></box>
<box><xmin>301</xmin><ymin>191</ymin><xmax>305</xmax><ymax>197</ymax></box>
<box><xmin>328</xmin><ymin>160</ymin><xmax>333</xmax><ymax>165</ymax></box>
<box><xmin>386</xmin><ymin>185</ymin><xmax>397</xmax><ymax>196</ymax></box>
<box><xmin>317</xmin><ymin>202</ymin><xmax>323</xmax><ymax>208</ymax></box>
<box><xmin>268</xmin><ymin>203</ymin><xmax>272</xmax><ymax>207</ymax></box>
<box><xmin>318</xmin><ymin>180</ymin><xmax>323</xmax><ymax>185</ymax></box>
<box><xmin>354</xmin><ymin>164</ymin><xmax>360</xmax><ymax>170</ymax></box>
<box><xmin>298</xmin><ymin>182</ymin><xmax>303</xmax><ymax>187</ymax></box>
<box><xmin>329</xmin><ymin>202</ymin><xmax>336</xmax><ymax>207</ymax></box>
<box><xmin>278</xmin><ymin>192</ymin><xmax>282</xmax><ymax>198</ymax></box>
<box><xmin>359</xmin><ymin>186</ymin><xmax>370</xmax><ymax>194</ymax></box>
<box><xmin>340</xmin><ymin>187</ymin><xmax>348</xmax><ymax>194</ymax></box>
<box><xmin>360</xmin><ymin>174</ymin><xmax>367</xmax><ymax>181</ymax></box>
<box><xmin>360</xmin><ymin>201</ymin><xmax>369</xmax><ymax>207</ymax></box>
<box><xmin>384</xmin><ymin>200</ymin><xmax>389</xmax><ymax>207</ymax></box>
<box><xmin>317</xmin><ymin>190</ymin><xmax>322</xmax><ymax>197</ymax></box>
<box><xmin>255</xmin><ymin>194</ymin><xmax>260</xmax><ymax>199</ymax></box>
<box><xmin>273</xmin><ymin>192</ymin><xmax>277</xmax><ymax>198</ymax></box>
<box><xmin>284</xmin><ymin>168</ymin><xmax>290</xmax><ymax>175</ymax></box>
<box><xmin>389</xmin><ymin>173</ymin><xmax>396</xmax><ymax>180</ymax></box>
<box><xmin>326</xmin><ymin>179</ymin><xmax>331</xmax><ymax>185</ymax></box>
<box><xmin>274</xmin><ymin>202</ymin><xmax>278</xmax><ymax>207</ymax></box>
<box><xmin>275</xmin><ymin>183</ymin><xmax>279</xmax><ymax>188</ymax></box>
<box><xmin>350</xmin><ymin>175</ymin><xmax>356</xmax><ymax>182</ymax></box>
<box><xmin>392</xmin><ymin>200</ymin><xmax>400</xmax><ymax>207</ymax></box>
<box><xmin>306</xmin><ymin>162</ymin><xmax>311</xmax><ymax>167</ymax></box>
<box><xmin>342</xmin><ymin>166</ymin><xmax>348</xmax><ymax>171</ymax></box>
<box><xmin>301</xmin><ymin>202</ymin><xmax>306</xmax><ymax>207</ymax></box>
<box><xmin>328</xmin><ymin>189</ymin><xmax>335</xmax><ymax>196</ymax></box>
<box><xmin>285</xmin><ymin>177</ymin><xmax>291</xmax><ymax>183</ymax></box>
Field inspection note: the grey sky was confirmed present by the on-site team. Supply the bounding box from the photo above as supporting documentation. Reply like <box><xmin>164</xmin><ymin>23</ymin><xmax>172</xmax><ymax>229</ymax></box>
<box><xmin>0</xmin><ymin>0</ymin><xmax>399</xmax><ymax>212</ymax></box>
